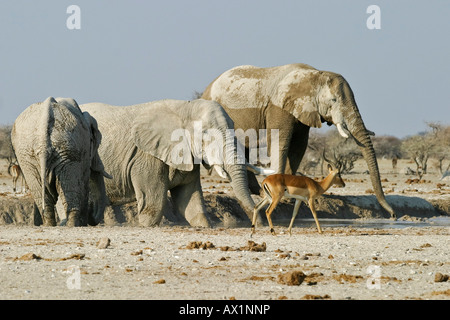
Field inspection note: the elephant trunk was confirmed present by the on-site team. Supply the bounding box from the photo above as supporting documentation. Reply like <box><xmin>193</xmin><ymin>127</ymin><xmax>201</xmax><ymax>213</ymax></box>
<box><xmin>350</xmin><ymin>122</ymin><xmax>396</xmax><ymax>219</ymax></box>
<box><xmin>224</xmin><ymin>162</ymin><xmax>256</xmax><ymax>221</ymax></box>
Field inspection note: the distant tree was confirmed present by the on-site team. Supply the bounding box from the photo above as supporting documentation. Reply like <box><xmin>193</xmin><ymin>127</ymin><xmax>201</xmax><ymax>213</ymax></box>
<box><xmin>401</xmin><ymin>134</ymin><xmax>431</xmax><ymax>176</ymax></box>
<box><xmin>321</xmin><ymin>128</ymin><xmax>362</xmax><ymax>174</ymax></box>
<box><xmin>372</xmin><ymin>135</ymin><xmax>403</xmax><ymax>159</ymax></box>
<box><xmin>426</xmin><ymin>122</ymin><xmax>450</xmax><ymax>174</ymax></box>
<box><xmin>299</xmin><ymin>129</ymin><xmax>326</xmax><ymax>175</ymax></box>
<box><xmin>400</xmin><ymin>122</ymin><xmax>450</xmax><ymax>176</ymax></box>
<box><xmin>400</xmin><ymin>122</ymin><xmax>447</xmax><ymax>176</ymax></box>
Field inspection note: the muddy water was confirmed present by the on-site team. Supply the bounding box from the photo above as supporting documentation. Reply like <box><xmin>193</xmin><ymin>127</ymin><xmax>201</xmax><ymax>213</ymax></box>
<box><xmin>278</xmin><ymin>216</ymin><xmax>450</xmax><ymax>229</ymax></box>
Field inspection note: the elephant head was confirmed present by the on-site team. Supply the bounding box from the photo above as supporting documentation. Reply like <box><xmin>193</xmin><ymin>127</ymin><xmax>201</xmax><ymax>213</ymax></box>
<box><xmin>131</xmin><ymin>99</ymin><xmax>259</xmax><ymax>219</ymax></box>
<box><xmin>279</xmin><ymin>68</ymin><xmax>395</xmax><ymax>218</ymax></box>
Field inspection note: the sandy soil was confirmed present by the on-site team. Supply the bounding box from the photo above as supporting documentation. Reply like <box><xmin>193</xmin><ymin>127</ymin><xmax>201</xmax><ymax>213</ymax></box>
<box><xmin>0</xmin><ymin>158</ymin><xmax>449</xmax><ymax>300</ymax></box>
<box><xmin>0</xmin><ymin>225</ymin><xmax>448</xmax><ymax>300</ymax></box>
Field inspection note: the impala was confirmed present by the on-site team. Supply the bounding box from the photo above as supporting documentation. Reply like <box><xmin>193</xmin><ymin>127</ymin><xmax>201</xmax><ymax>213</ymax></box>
<box><xmin>7</xmin><ymin>158</ymin><xmax>25</xmax><ymax>193</ymax></box>
<box><xmin>251</xmin><ymin>164</ymin><xmax>345</xmax><ymax>236</ymax></box>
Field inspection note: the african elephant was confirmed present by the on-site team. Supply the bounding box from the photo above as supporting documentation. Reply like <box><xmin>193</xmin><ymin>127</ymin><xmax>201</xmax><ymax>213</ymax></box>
<box><xmin>202</xmin><ymin>63</ymin><xmax>396</xmax><ymax>218</ymax></box>
<box><xmin>80</xmin><ymin>99</ymin><xmax>269</xmax><ymax>227</ymax></box>
<box><xmin>11</xmin><ymin>97</ymin><xmax>111</xmax><ymax>226</ymax></box>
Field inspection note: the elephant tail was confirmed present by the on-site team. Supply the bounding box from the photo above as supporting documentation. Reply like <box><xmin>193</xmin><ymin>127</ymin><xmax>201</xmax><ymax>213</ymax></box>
<box><xmin>39</xmin><ymin>97</ymin><xmax>56</xmax><ymax>213</ymax></box>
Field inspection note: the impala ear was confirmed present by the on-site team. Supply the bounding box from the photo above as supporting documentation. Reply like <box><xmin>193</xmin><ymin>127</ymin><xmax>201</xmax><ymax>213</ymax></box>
<box><xmin>131</xmin><ymin>101</ymin><xmax>194</xmax><ymax>171</ymax></box>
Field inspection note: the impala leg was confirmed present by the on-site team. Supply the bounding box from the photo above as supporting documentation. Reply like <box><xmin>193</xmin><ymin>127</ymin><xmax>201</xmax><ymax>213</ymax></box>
<box><xmin>308</xmin><ymin>198</ymin><xmax>322</xmax><ymax>234</ymax></box>
<box><xmin>251</xmin><ymin>197</ymin><xmax>269</xmax><ymax>237</ymax></box>
<box><xmin>265</xmin><ymin>197</ymin><xmax>281</xmax><ymax>236</ymax></box>
<box><xmin>288</xmin><ymin>199</ymin><xmax>302</xmax><ymax>236</ymax></box>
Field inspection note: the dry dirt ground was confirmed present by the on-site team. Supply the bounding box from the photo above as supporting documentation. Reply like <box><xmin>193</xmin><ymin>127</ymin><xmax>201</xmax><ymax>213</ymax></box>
<box><xmin>0</xmin><ymin>158</ymin><xmax>449</xmax><ymax>300</ymax></box>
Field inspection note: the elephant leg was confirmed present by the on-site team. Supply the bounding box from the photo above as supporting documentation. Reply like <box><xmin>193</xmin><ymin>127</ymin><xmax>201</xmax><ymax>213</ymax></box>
<box><xmin>32</xmin><ymin>202</ymin><xmax>43</xmax><ymax>226</ymax></box>
<box><xmin>88</xmin><ymin>171</ymin><xmax>108</xmax><ymax>225</ymax></box>
<box><xmin>135</xmin><ymin>186</ymin><xmax>168</xmax><ymax>227</ymax></box>
<box><xmin>285</xmin><ymin>123</ymin><xmax>310</xmax><ymax>175</ymax></box>
<box><xmin>131</xmin><ymin>162</ymin><xmax>169</xmax><ymax>227</ymax></box>
<box><xmin>56</xmin><ymin>186</ymin><xmax>81</xmax><ymax>227</ymax></box>
<box><xmin>30</xmin><ymin>182</ymin><xmax>57</xmax><ymax>226</ymax></box>
<box><xmin>23</xmin><ymin>174</ymin><xmax>46</xmax><ymax>226</ymax></box>
<box><xmin>39</xmin><ymin>177</ymin><xmax>58</xmax><ymax>227</ymax></box>
<box><xmin>41</xmin><ymin>184</ymin><xmax>58</xmax><ymax>226</ymax></box>
<box><xmin>43</xmin><ymin>203</ymin><xmax>57</xmax><ymax>226</ymax></box>
<box><xmin>170</xmin><ymin>176</ymin><xmax>210</xmax><ymax>228</ymax></box>
<box><xmin>56</xmin><ymin>162</ymin><xmax>89</xmax><ymax>227</ymax></box>
<box><xmin>266</xmin><ymin>107</ymin><xmax>297</xmax><ymax>174</ymax></box>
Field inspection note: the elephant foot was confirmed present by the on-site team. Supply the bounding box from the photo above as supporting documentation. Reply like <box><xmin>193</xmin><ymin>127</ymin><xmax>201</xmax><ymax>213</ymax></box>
<box><xmin>66</xmin><ymin>210</ymin><xmax>81</xmax><ymax>227</ymax></box>
<box><xmin>43</xmin><ymin>208</ymin><xmax>57</xmax><ymax>226</ymax></box>
<box><xmin>185</xmin><ymin>213</ymin><xmax>210</xmax><ymax>228</ymax></box>
<box><xmin>103</xmin><ymin>206</ymin><xmax>120</xmax><ymax>226</ymax></box>
<box><xmin>138</xmin><ymin>212</ymin><xmax>162</xmax><ymax>227</ymax></box>
<box><xmin>43</xmin><ymin>218</ymin><xmax>57</xmax><ymax>227</ymax></box>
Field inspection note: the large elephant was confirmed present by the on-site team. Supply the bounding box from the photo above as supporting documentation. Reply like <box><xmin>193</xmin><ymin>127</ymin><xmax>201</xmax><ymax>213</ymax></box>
<box><xmin>11</xmin><ymin>97</ymin><xmax>111</xmax><ymax>226</ymax></box>
<box><xmin>202</xmin><ymin>63</ymin><xmax>396</xmax><ymax>218</ymax></box>
<box><xmin>80</xmin><ymin>99</ymin><xmax>268</xmax><ymax>227</ymax></box>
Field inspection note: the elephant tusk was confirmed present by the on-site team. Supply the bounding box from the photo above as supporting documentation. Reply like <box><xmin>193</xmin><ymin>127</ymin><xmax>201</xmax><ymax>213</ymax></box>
<box><xmin>246</xmin><ymin>163</ymin><xmax>275</xmax><ymax>175</ymax></box>
<box><xmin>214</xmin><ymin>165</ymin><xmax>229</xmax><ymax>179</ymax></box>
<box><xmin>103</xmin><ymin>171</ymin><xmax>113</xmax><ymax>179</ymax></box>
<box><xmin>336</xmin><ymin>123</ymin><xmax>350</xmax><ymax>139</ymax></box>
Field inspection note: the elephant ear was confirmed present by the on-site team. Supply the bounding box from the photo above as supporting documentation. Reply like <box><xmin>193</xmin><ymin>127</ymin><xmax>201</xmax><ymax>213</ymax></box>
<box><xmin>276</xmin><ymin>70</ymin><xmax>322</xmax><ymax>128</ymax></box>
<box><xmin>131</xmin><ymin>101</ymin><xmax>194</xmax><ymax>171</ymax></box>
<box><xmin>294</xmin><ymin>101</ymin><xmax>322</xmax><ymax>128</ymax></box>
<box><xmin>83</xmin><ymin>112</ymin><xmax>112</xmax><ymax>178</ymax></box>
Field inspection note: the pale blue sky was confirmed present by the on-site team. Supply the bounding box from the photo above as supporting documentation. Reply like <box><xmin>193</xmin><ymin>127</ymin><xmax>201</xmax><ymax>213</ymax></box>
<box><xmin>0</xmin><ymin>1</ymin><xmax>449</xmax><ymax>137</ymax></box>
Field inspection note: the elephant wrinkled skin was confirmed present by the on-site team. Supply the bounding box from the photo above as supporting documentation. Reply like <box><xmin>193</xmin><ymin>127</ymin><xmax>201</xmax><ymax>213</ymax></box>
<box><xmin>11</xmin><ymin>97</ymin><xmax>110</xmax><ymax>226</ymax></box>
<box><xmin>81</xmin><ymin>99</ymin><xmax>260</xmax><ymax>227</ymax></box>
<box><xmin>202</xmin><ymin>63</ymin><xmax>395</xmax><ymax>218</ymax></box>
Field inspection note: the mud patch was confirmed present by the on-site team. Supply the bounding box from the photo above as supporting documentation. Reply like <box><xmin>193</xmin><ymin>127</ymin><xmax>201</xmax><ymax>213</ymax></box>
<box><xmin>277</xmin><ymin>271</ymin><xmax>306</xmax><ymax>286</ymax></box>
<box><xmin>8</xmin><ymin>252</ymin><xmax>85</xmax><ymax>262</ymax></box>
<box><xmin>333</xmin><ymin>273</ymin><xmax>364</xmax><ymax>284</ymax></box>
<box><xmin>240</xmin><ymin>240</ymin><xmax>267</xmax><ymax>252</ymax></box>
<box><xmin>0</xmin><ymin>193</ymin><xmax>447</xmax><ymax>227</ymax></box>
<box><xmin>13</xmin><ymin>253</ymin><xmax>42</xmax><ymax>261</ymax></box>
<box><xmin>182</xmin><ymin>240</ymin><xmax>266</xmax><ymax>252</ymax></box>
<box><xmin>184</xmin><ymin>241</ymin><xmax>216</xmax><ymax>250</ymax></box>
<box><xmin>0</xmin><ymin>196</ymin><xmax>36</xmax><ymax>225</ymax></box>
<box><xmin>302</xmin><ymin>294</ymin><xmax>332</xmax><ymax>300</ymax></box>
<box><xmin>430</xmin><ymin>289</ymin><xmax>450</xmax><ymax>297</ymax></box>
<box><xmin>434</xmin><ymin>273</ymin><xmax>449</xmax><ymax>283</ymax></box>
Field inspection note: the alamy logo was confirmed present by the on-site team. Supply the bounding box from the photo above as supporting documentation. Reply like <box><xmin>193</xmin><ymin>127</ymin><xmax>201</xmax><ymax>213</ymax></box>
<box><xmin>366</xmin><ymin>265</ymin><xmax>381</xmax><ymax>289</ymax></box>
<box><xmin>366</xmin><ymin>5</ymin><xmax>381</xmax><ymax>30</ymax></box>
<box><xmin>66</xmin><ymin>265</ymin><xmax>81</xmax><ymax>290</ymax></box>
<box><xmin>66</xmin><ymin>5</ymin><xmax>81</xmax><ymax>30</ymax></box>
<box><xmin>170</xmin><ymin>121</ymin><xmax>279</xmax><ymax>168</ymax></box>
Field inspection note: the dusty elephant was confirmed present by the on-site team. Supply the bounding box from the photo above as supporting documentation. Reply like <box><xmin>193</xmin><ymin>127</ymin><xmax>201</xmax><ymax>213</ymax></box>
<box><xmin>80</xmin><ymin>99</ymin><xmax>270</xmax><ymax>227</ymax></box>
<box><xmin>202</xmin><ymin>63</ymin><xmax>395</xmax><ymax>218</ymax></box>
<box><xmin>11</xmin><ymin>97</ymin><xmax>111</xmax><ymax>226</ymax></box>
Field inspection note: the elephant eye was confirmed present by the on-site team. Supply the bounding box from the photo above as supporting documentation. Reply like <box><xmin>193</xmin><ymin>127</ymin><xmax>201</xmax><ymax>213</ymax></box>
<box><xmin>331</xmin><ymin>98</ymin><xmax>337</xmax><ymax>102</ymax></box>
